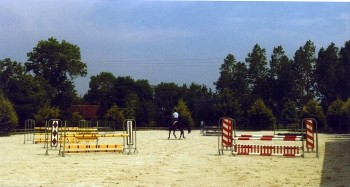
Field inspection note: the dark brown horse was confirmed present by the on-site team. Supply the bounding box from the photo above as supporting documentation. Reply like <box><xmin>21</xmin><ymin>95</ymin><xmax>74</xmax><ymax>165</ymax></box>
<box><xmin>168</xmin><ymin>120</ymin><xmax>191</xmax><ymax>139</ymax></box>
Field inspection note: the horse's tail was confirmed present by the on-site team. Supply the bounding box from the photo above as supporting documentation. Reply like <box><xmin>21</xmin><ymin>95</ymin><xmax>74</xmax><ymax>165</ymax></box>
<box><xmin>187</xmin><ymin>123</ymin><xmax>191</xmax><ymax>134</ymax></box>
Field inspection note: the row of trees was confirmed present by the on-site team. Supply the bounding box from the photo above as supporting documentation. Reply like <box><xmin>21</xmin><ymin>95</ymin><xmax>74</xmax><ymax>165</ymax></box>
<box><xmin>1</xmin><ymin>37</ymin><xmax>350</xmax><ymax>135</ymax></box>
<box><xmin>215</xmin><ymin>40</ymin><xmax>350</xmax><ymax>132</ymax></box>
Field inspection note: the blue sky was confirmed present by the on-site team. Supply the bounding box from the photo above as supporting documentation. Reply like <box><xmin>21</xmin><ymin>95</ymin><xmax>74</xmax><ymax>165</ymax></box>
<box><xmin>0</xmin><ymin>1</ymin><xmax>349</xmax><ymax>95</ymax></box>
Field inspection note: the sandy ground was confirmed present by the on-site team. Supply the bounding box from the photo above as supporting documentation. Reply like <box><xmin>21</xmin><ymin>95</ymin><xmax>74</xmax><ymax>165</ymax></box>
<box><xmin>0</xmin><ymin>130</ymin><xmax>349</xmax><ymax>187</ymax></box>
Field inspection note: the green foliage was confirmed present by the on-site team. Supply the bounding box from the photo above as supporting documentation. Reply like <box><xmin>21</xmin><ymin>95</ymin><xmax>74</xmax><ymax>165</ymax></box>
<box><xmin>326</xmin><ymin>98</ymin><xmax>346</xmax><ymax>132</ymax></box>
<box><xmin>214</xmin><ymin>88</ymin><xmax>242</xmax><ymax>119</ymax></box>
<box><xmin>214</xmin><ymin>54</ymin><xmax>249</xmax><ymax>126</ymax></box>
<box><xmin>26</xmin><ymin>37</ymin><xmax>87</xmax><ymax>108</ymax></box>
<box><xmin>85</xmin><ymin>72</ymin><xmax>116</xmax><ymax>105</ymax></box>
<box><xmin>215</xmin><ymin>54</ymin><xmax>237</xmax><ymax>91</ymax></box>
<box><xmin>0</xmin><ymin>58</ymin><xmax>49</xmax><ymax>126</ymax></box>
<box><xmin>33</xmin><ymin>104</ymin><xmax>61</xmax><ymax>125</ymax></box>
<box><xmin>104</xmin><ymin>104</ymin><xmax>125</xmax><ymax>128</ymax></box>
<box><xmin>113</xmin><ymin>76</ymin><xmax>137</xmax><ymax>107</ymax></box>
<box><xmin>315</xmin><ymin>43</ymin><xmax>342</xmax><ymax>108</ymax></box>
<box><xmin>2</xmin><ymin>38</ymin><xmax>350</xmax><ymax>131</ymax></box>
<box><xmin>184</xmin><ymin>83</ymin><xmax>214</xmax><ymax>126</ymax></box>
<box><xmin>300</xmin><ymin>99</ymin><xmax>326</xmax><ymax>130</ymax></box>
<box><xmin>137</xmin><ymin>100</ymin><xmax>157</xmax><ymax>127</ymax></box>
<box><xmin>71</xmin><ymin>112</ymin><xmax>84</xmax><ymax>126</ymax></box>
<box><xmin>175</xmin><ymin>99</ymin><xmax>194</xmax><ymax>128</ymax></box>
<box><xmin>0</xmin><ymin>58</ymin><xmax>26</xmax><ymax>88</ymax></box>
<box><xmin>269</xmin><ymin>46</ymin><xmax>297</xmax><ymax>119</ymax></box>
<box><xmin>154</xmin><ymin>82</ymin><xmax>182</xmax><ymax>125</ymax></box>
<box><xmin>340</xmin><ymin>41</ymin><xmax>350</xmax><ymax>100</ymax></box>
<box><xmin>248</xmin><ymin>99</ymin><xmax>276</xmax><ymax>130</ymax></box>
<box><xmin>124</xmin><ymin>92</ymin><xmax>139</xmax><ymax>119</ymax></box>
<box><xmin>246</xmin><ymin>44</ymin><xmax>268</xmax><ymax>101</ymax></box>
<box><xmin>280</xmin><ymin>100</ymin><xmax>299</xmax><ymax>125</ymax></box>
<box><xmin>0</xmin><ymin>94</ymin><xmax>19</xmax><ymax>135</ymax></box>
<box><xmin>341</xmin><ymin>98</ymin><xmax>350</xmax><ymax>132</ymax></box>
<box><xmin>293</xmin><ymin>40</ymin><xmax>316</xmax><ymax>107</ymax></box>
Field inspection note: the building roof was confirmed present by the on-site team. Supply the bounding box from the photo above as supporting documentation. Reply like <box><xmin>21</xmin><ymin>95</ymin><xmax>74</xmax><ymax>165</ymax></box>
<box><xmin>69</xmin><ymin>105</ymin><xmax>100</xmax><ymax>119</ymax></box>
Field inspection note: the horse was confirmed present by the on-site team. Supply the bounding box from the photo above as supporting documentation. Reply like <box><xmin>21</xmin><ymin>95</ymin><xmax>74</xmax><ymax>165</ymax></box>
<box><xmin>168</xmin><ymin>120</ymin><xmax>191</xmax><ymax>139</ymax></box>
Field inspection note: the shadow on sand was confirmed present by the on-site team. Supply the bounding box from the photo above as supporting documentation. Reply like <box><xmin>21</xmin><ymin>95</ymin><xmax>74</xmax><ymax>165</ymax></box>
<box><xmin>320</xmin><ymin>135</ymin><xmax>350</xmax><ymax>187</ymax></box>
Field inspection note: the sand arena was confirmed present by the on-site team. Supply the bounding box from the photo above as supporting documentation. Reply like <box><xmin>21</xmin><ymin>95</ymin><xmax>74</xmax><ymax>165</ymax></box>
<box><xmin>0</xmin><ymin>130</ymin><xmax>349</xmax><ymax>187</ymax></box>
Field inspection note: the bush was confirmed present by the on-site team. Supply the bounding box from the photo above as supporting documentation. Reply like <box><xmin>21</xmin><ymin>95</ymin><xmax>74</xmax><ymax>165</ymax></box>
<box><xmin>248</xmin><ymin>99</ymin><xmax>276</xmax><ymax>130</ymax></box>
<box><xmin>0</xmin><ymin>94</ymin><xmax>19</xmax><ymax>135</ymax></box>
<box><xmin>326</xmin><ymin>98</ymin><xmax>346</xmax><ymax>132</ymax></box>
<box><xmin>71</xmin><ymin>112</ymin><xmax>84</xmax><ymax>126</ymax></box>
<box><xmin>342</xmin><ymin>98</ymin><xmax>350</xmax><ymax>133</ymax></box>
<box><xmin>300</xmin><ymin>99</ymin><xmax>326</xmax><ymax>131</ymax></box>
<box><xmin>33</xmin><ymin>104</ymin><xmax>60</xmax><ymax>125</ymax></box>
<box><xmin>104</xmin><ymin>104</ymin><xmax>125</xmax><ymax>129</ymax></box>
<box><xmin>175</xmin><ymin>99</ymin><xmax>194</xmax><ymax>128</ymax></box>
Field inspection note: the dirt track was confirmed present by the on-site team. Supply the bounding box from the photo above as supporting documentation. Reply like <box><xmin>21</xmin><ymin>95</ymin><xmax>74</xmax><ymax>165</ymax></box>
<box><xmin>0</xmin><ymin>130</ymin><xmax>349</xmax><ymax>186</ymax></box>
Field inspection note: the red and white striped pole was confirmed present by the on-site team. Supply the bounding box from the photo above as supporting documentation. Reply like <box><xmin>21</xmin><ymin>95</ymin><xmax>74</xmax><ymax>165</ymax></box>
<box><xmin>222</xmin><ymin>118</ymin><xmax>233</xmax><ymax>148</ymax></box>
<box><xmin>302</xmin><ymin>118</ymin><xmax>318</xmax><ymax>158</ymax></box>
<box><xmin>217</xmin><ymin>117</ymin><xmax>234</xmax><ymax>155</ymax></box>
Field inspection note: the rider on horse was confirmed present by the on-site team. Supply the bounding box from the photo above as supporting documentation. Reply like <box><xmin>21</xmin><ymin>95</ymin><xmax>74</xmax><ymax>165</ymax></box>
<box><xmin>168</xmin><ymin>109</ymin><xmax>191</xmax><ymax>139</ymax></box>
<box><xmin>172</xmin><ymin>109</ymin><xmax>179</xmax><ymax>126</ymax></box>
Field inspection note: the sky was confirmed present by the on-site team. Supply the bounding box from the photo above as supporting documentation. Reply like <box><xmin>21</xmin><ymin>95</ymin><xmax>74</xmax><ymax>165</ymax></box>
<box><xmin>0</xmin><ymin>1</ymin><xmax>349</xmax><ymax>96</ymax></box>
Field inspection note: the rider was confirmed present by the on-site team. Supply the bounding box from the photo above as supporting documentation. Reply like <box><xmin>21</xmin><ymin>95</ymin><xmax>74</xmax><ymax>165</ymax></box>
<box><xmin>172</xmin><ymin>109</ymin><xmax>179</xmax><ymax>126</ymax></box>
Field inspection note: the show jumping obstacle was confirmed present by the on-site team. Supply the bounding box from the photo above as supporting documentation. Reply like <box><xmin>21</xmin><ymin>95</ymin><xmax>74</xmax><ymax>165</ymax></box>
<box><xmin>58</xmin><ymin>119</ymin><xmax>137</xmax><ymax>157</ymax></box>
<box><xmin>217</xmin><ymin>117</ymin><xmax>318</xmax><ymax>158</ymax></box>
<box><xmin>200</xmin><ymin>121</ymin><xmax>221</xmax><ymax>136</ymax></box>
<box><xmin>22</xmin><ymin>118</ymin><xmax>137</xmax><ymax>156</ymax></box>
<box><xmin>23</xmin><ymin>119</ymin><xmax>35</xmax><ymax>144</ymax></box>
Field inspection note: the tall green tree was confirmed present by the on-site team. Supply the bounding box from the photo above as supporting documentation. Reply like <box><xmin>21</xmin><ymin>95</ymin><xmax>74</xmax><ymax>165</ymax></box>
<box><xmin>214</xmin><ymin>89</ymin><xmax>242</xmax><ymax>124</ymax></box>
<box><xmin>293</xmin><ymin>40</ymin><xmax>316</xmax><ymax>107</ymax></box>
<box><xmin>215</xmin><ymin>54</ymin><xmax>236</xmax><ymax>92</ymax></box>
<box><xmin>184</xmin><ymin>83</ymin><xmax>214</xmax><ymax>126</ymax></box>
<box><xmin>215</xmin><ymin>54</ymin><xmax>249</xmax><ymax>100</ymax></box>
<box><xmin>269</xmin><ymin>46</ymin><xmax>296</xmax><ymax>121</ymax></box>
<box><xmin>26</xmin><ymin>37</ymin><xmax>87</xmax><ymax>108</ymax></box>
<box><xmin>6</xmin><ymin>74</ymin><xmax>48</xmax><ymax>126</ymax></box>
<box><xmin>315</xmin><ymin>43</ymin><xmax>342</xmax><ymax>108</ymax></box>
<box><xmin>154</xmin><ymin>82</ymin><xmax>182</xmax><ymax>125</ymax></box>
<box><xmin>85</xmin><ymin>72</ymin><xmax>116</xmax><ymax>105</ymax></box>
<box><xmin>134</xmin><ymin>79</ymin><xmax>156</xmax><ymax>126</ymax></box>
<box><xmin>340</xmin><ymin>40</ymin><xmax>350</xmax><ymax>99</ymax></box>
<box><xmin>245</xmin><ymin>44</ymin><xmax>268</xmax><ymax>102</ymax></box>
<box><xmin>215</xmin><ymin>54</ymin><xmax>249</xmax><ymax>125</ymax></box>
<box><xmin>84</xmin><ymin>72</ymin><xmax>116</xmax><ymax>118</ymax></box>
<box><xmin>0</xmin><ymin>58</ymin><xmax>48</xmax><ymax>126</ymax></box>
<box><xmin>113</xmin><ymin>76</ymin><xmax>136</xmax><ymax>108</ymax></box>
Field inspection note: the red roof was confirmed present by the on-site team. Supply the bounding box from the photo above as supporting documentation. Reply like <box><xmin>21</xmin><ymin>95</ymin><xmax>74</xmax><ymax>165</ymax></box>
<box><xmin>69</xmin><ymin>105</ymin><xmax>99</xmax><ymax>119</ymax></box>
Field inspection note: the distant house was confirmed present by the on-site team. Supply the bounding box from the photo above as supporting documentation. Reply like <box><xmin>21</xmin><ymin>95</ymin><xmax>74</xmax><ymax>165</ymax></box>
<box><xmin>69</xmin><ymin>105</ymin><xmax>100</xmax><ymax>120</ymax></box>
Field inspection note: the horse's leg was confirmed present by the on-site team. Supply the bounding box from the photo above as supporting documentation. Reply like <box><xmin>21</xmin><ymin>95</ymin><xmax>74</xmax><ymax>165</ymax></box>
<box><xmin>173</xmin><ymin>129</ymin><xmax>177</xmax><ymax>139</ymax></box>
<box><xmin>168</xmin><ymin>129</ymin><xmax>171</xmax><ymax>139</ymax></box>
<box><xmin>179</xmin><ymin>129</ymin><xmax>184</xmax><ymax>139</ymax></box>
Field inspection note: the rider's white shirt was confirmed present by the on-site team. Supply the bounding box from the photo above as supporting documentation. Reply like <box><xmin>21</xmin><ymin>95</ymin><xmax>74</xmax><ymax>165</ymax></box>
<box><xmin>173</xmin><ymin>112</ymin><xmax>179</xmax><ymax>119</ymax></box>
